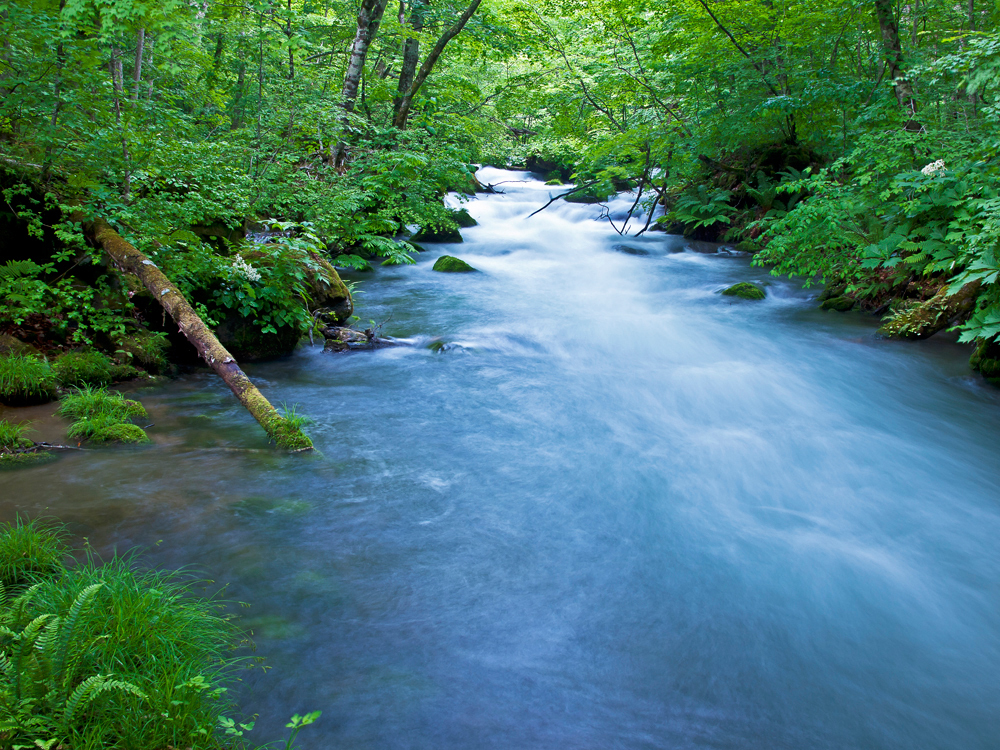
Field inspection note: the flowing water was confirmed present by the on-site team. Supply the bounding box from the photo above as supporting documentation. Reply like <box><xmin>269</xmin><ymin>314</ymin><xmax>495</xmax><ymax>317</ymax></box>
<box><xmin>4</xmin><ymin>168</ymin><xmax>1000</xmax><ymax>749</ymax></box>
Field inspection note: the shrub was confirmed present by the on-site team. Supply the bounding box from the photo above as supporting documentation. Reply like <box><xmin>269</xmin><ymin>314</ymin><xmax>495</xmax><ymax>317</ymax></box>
<box><xmin>0</xmin><ymin>353</ymin><xmax>57</xmax><ymax>406</ymax></box>
<box><xmin>52</xmin><ymin>350</ymin><xmax>115</xmax><ymax>387</ymax></box>
<box><xmin>0</xmin><ymin>517</ymin><xmax>67</xmax><ymax>591</ymax></box>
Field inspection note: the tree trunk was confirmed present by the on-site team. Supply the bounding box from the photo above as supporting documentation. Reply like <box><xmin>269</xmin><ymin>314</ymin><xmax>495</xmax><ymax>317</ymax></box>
<box><xmin>392</xmin><ymin>0</ymin><xmax>483</xmax><ymax>129</ymax></box>
<box><xmin>393</xmin><ymin>0</ymin><xmax>426</xmax><ymax>121</ymax></box>
<box><xmin>131</xmin><ymin>28</ymin><xmax>145</xmax><ymax>101</ymax></box>
<box><xmin>89</xmin><ymin>218</ymin><xmax>313</xmax><ymax>450</ymax></box>
<box><xmin>873</xmin><ymin>0</ymin><xmax>916</xmax><ymax>113</ymax></box>
<box><xmin>335</xmin><ymin>0</ymin><xmax>389</xmax><ymax>168</ymax></box>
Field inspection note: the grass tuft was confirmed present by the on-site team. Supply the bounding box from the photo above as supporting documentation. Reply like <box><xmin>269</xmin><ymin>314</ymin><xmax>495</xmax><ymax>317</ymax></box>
<box><xmin>0</xmin><ymin>353</ymin><xmax>57</xmax><ymax>406</ymax></box>
<box><xmin>58</xmin><ymin>386</ymin><xmax>149</xmax><ymax>444</ymax></box>
<box><xmin>0</xmin><ymin>516</ymin><xmax>68</xmax><ymax>591</ymax></box>
<box><xmin>0</xmin><ymin>419</ymin><xmax>33</xmax><ymax>451</ymax></box>
<box><xmin>52</xmin><ymin>350</ymin><xmax>115</xmax><ymax>387</ymax></box>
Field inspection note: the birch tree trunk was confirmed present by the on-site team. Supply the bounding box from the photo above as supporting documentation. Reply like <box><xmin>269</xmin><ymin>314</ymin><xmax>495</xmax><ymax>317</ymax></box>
<box><xmin>393</xmin><ymin>0</ymin><xmax>426</xmax><ymax>122</ymax></box>
<box><xmin>334</xmin><ymin>0</ymin><xmax>388</xmax><ymax>168</ymax></box>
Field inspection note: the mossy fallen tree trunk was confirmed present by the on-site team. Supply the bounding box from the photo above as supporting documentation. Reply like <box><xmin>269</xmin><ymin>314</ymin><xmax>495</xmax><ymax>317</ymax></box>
<box><xmin>877</xmin><ymin>281</ymin><xmax>981</xmax><ymax>340</ymax></box>
<box><xmin>90</xmin><ymin>218</ymin><xmax>312</xmax><ymax>451</ymax></box>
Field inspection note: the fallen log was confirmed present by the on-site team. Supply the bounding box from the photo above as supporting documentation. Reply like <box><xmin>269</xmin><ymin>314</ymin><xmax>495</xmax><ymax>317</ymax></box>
<box><xmin>90</xmin><ymin>218</ymin><xmax>312</xmax><ymax>451</ymax></box>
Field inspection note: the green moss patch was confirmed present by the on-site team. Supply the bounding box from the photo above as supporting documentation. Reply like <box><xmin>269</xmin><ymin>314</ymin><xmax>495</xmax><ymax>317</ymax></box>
<box><xmin>453</xmin><ymin>208</ymin><xmax>478</xmax><ymax>228</ymax></box>
<box><xmin>721</xmin><ymin>282</ymin><xmax>766</xmax><ymax>300</ymax></box>
<box><xmin>0</xmin><ymin>353</ymin><xmax>57</xmax><ymax>406</ymax></box>
<box><xmin>820</xmin><ymin>295</ymin><xmax>855</xmax><ymax>312</ymax></box>
<box><xmin>432</xmin><ymin>255</ymin><xmax>477</xmax><ymax>273</ymax></box>
<box><xmin>413</xmin><ymin>226</ymin><xmax>464</xmax><ymax>243</ymax></box>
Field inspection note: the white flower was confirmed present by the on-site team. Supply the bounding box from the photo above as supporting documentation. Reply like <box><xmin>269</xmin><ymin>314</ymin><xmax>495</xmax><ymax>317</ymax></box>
<box><xmin>921</xmin><ymin>159</ymin><xmax>945</xmax><ymax>175</ymax></box>
<box><xmin>232</xmin><ymin>256</ymin><xmax>261</xmax><ymax>282</ymax></box>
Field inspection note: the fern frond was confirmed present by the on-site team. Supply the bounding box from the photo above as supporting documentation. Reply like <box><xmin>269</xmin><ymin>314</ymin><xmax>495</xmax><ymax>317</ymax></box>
<box><xmin>62</xmin><ymin>674</ymin><xmax>146</xmax><ymax>730</ymax></box>
<box><xmin>0</xmin><ymin>260</ymin><xmax>42</xmax><ymax>279</ymax></box>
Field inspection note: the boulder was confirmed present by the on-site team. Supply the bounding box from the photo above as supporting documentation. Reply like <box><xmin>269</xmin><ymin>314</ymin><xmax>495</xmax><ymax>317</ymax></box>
<box><xmin>413</xmin><ymin>225</ymin><xmax>464</xmax><ymax>243</ymax></box>
<box><xmin>820</xmin><ymin>296</ymin><xmax>854</xmax><ymax>312</ymax></box>
<box><xmin>453</xmin><ymin>208</ymin><xmax>478</xmax><ymax>228</ymax></box>
<box><xmin>321</xmin><ymin>326</ymin><xmax>402</xmax><ymax>352</ymax></box>
<box><xmin>432</xmin><ymin>255</ymin><xmax>477</xmax><ymax>273</ymax></box>
<box><xmin>721</xmin><ymin>282</ymin><xmax>766</xmax><ymax>300</ymax></box>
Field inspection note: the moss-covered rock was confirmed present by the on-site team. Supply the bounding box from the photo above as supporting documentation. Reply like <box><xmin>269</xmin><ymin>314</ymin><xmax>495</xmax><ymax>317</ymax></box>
<box><xmin>0</xmin><ymin>450</ymin><xmax>58</xmax><ymax>470</ymax></box>
<box><xmin>820</xmin><ymin>296</ymin><xmax>855</xmax><ymax>312</ymax></box>
<box><xmin>0</xmin><ymin>353</ymin><xmax>57</xmax><ymax>406</ymax></box>
<box><xmin>877</xmin><ymin>282</ymin><xmax>980</xmax><ymax>339</ymax></box>
<box><xmin>721</xmin><ymin>282</ymin><xmax>766</xmax><ymax>300</ymax></box>
<box><xmin>413</xmin><ymin>226</ymin><xmax>464</xmax><ymax>243</ymax></box>
<box><xmin>67</xmin><ymin>415</ymin><xmax>149</xmax><ymax>444</ymax></box>
<box><xmin>453</xmin><ymin>208</ymin><xmax>478</xmax><ymax>228</ymax></box>
<box><xmin>563</xmin><ymin>190</ymin><xmax>608</xmax><ymax>204</ymax></box>
<box><xmin>432</xmin><ymin>255</ymin><xmax>477</xmax><ymax>273</ymax></box>
<box><xmin>970</xmin><ymin>340</ymin><xmax>1000</xmax><ymax>386</ymax></box>
<box><xmin>0</xmin><ymin>334</ymin><xmax>38</xmax><ymax>357</ymax></box>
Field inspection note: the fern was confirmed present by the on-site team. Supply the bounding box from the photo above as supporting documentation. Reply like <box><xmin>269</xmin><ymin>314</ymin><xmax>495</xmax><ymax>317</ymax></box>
<box><xmin>0</xmin><ymin>260</ymin><xmax>42</xmax><ymax>280</ymax></box>
<box><xmin>62</xmin><ymin>674</ymin><xmax>146</xmax><ymax>730</ymax></box>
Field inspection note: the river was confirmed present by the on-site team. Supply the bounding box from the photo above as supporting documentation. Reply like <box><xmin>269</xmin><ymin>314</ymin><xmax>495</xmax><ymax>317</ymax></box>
<box><xmin>3</xmin><ymin>168</ymin><xmax>1000</xmax><ymax>749</ymax></box>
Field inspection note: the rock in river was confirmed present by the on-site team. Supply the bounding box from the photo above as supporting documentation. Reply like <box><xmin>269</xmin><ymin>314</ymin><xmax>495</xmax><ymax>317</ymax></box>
<box><xmin>721</xmin><ymin>282</ymin><xmax>766</xmax><ymax>300</ymax></box>
<box><xmin>433</xmin><ymin>255</ymin><xmax>477</xmax><ymax>273</ymax></box>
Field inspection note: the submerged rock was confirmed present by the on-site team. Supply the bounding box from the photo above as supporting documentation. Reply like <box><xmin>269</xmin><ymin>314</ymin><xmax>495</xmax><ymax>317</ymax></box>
<box><xmin>321</xmin><ymin>326</ymin><xmax>402</xmax><ymax>352</ymax></box>
<box><xmin>432</xmin><ymin>255</ymin><xmax>477</xmax><ymax>273</ymax></box>
<box><xmin>721</xmin><ymin>282</ymin><xmax>766</xmax><ymax>300</ymax></box>
<box><xmin>613</xmin><ymin>244</ymin><xmax>650</xmax><ymax>256</ymax></box>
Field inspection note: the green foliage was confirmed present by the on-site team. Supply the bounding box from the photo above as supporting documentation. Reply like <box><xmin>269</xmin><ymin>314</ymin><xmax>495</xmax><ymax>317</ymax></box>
<box><xmin>0</xmin><ymin>547</ymin><xmax>249</xmax><ymax>750</ymax></box>
<box><xmin>667</xmin><ymin>187</ymin><xmax>736</xmax><ymax>231</ymax></box>
<box><xmin>0</xmin><ymin>354</ymin><xmax>57</xmax><ymax>406</ymax></box>
<box><xmin>0</xmin><ymin>518</ymin><xmax>67</xmax><ymax>592</ymax></box>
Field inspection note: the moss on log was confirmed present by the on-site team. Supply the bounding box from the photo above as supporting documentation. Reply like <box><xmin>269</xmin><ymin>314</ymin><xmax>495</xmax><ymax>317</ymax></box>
<box><xmin>90</xmin><ymin>218</ymin><xmax>312</xmax><ymax>451</ymax></box>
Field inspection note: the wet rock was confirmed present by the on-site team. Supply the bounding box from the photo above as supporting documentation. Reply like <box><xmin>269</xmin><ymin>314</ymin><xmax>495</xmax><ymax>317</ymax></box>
<box><xmin>613</xmin><ymin>244</ymin><xmax>650</xmax><ymax>256</ymax></box>
<box><xmin>413</xmin><ymin>226</ymin><xmax>464</xmax><ymax>243</ymax></box>
<box><xmin>321</xmin><ymin>326</ymin><xmax>402</xmax><ymax>352</ymax></box>
<box><xmin>721</xmin><ymin>282</ymin><xmax>766</xmax><ymax>300</ymax></box>
<box><xmin>820</xmin><ymin>296</ymin><xmax>855</xmax><ymax>312</ymax></box>
<box><xmin>970</xmin><ymin>340</ymin><xmax>1000</xmax><ymax>386</ymax></box>
<box><xmin>453</xmin><ymin>208</ymin><xmax>478</xmax><ymax>228</ymax></box>
<box><xmin>432</xmin><ymin>255</ymin><xmax>477</xmax><ymax>273</ymax></box>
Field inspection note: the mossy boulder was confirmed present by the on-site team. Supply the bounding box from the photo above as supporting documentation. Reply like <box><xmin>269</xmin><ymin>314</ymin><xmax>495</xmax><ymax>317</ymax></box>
<box><xmin>970</xmin><ymin>340</ymin><xmax>1000</xmax><ymax>386</ymax></box>
<box><xmin>563</xmin><ymin>189</ymin><xmax>609</xmax><ymax>204</ymax></box>
<box><xmin>413</xmin><ymin>225</ymin><xmax>464</xmax><ymax>243</ymax></box>
<box><xmin>0</xmin><ymin>354</ymin><xmax>57</xmax><ymax>406</ymax></box>
<box><xmin>432</xmin><ymin>255</ymin><xmax>477</xmax><ymax>273</ymax></box>
<box><xmin>0</xmin><ymin>334</ymin><xmax>38</xmax><ymax>357</ymax></box>
<box><xmin>453</xmin><ymin>208</ymin><xmax>478</xmax><ymax>228</ymax></box>
<box><xmin>0</xmin><ymin>450</ymin><xmax>58</xmax><ymax>470</ymax></box>
<box><xmin>820</xmin><ymin>296</ymin><xmax>855</xmax><ymax>312</ymax></box>
<box><xmin>721</xmin><ymin>282</ymin><xmax>766</xmax><ymax>300</ymax></box>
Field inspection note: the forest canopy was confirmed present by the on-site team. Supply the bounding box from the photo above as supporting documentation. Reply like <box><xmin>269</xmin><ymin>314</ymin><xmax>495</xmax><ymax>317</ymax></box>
<box><xmin>1</xmin><ymin>0</ymin><xmax>1000</xmax><ymax>378</ymax></box>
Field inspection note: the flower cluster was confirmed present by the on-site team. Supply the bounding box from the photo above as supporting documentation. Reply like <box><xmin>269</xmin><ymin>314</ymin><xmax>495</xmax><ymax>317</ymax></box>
<box><xmin>232</xmin><ymin>256</ymin><xmax>261</xmax><ymax>282</ymax></box>
<box><xmin>921</xmin><ymin>159</ymin><xmax>945</xmax><ymax>175</ymax></box>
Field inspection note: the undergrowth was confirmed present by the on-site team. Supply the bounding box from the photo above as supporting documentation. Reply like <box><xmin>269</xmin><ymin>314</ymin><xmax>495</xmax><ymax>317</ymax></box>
<box><xmin>0</xmin><ymin>354</ymin><xmax>57</xmax><ymax>406</ymax></box>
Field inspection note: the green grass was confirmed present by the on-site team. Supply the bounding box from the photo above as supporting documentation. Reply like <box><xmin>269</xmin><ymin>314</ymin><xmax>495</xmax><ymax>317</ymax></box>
<box><xmin>0</xmin><ymin>353</ymin><xmax>57</xmax><ymax>406</ymax></box>
<box><xmin>0</xmin><ymin>419</ymin><xmax>32</xmax><ymax>451</ymax></box>
<box><xmin>0</xmin><ymin>549</ymin><xmax>249</xmax><ymax>749</ymax></box>
<box><xmin>57</xmin><ymin>386</ymin><xmax>149</xmax><ymax>444</ymax></box>
<box><xmin>52</xmin><ymin>350</ymin><xmax>116</xmax><ymax>387</ymax></box>
<box><xmin>114</xmin><ymin>329</ymin><xmax>169</xmax><ymax>374</ymax></box>
<box><xmin>0</xmin><ymin>517</ymin><xmax>68</xmax><ymax>591</ymax></box>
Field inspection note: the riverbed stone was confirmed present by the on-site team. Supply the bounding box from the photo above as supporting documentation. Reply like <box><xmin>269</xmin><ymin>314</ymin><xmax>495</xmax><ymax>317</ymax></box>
<box><xmin>613</xmin><ymin>244</ymin><xmax>650</xmax><ymax>256</ymax></box>
<box><xmin>433</xmin><ymin>255</ymin><xmax>477</xmax><ymax>273</ymax></box>
<box><xmin>970</xmin><ymin>340</ymin><xmax>1000</xmax><ymax>386</ymax></box>
<box><xmin>413</xmin><ymin>226</ymin><xmax>464</xmax><ymax>243</ymax></box>
<box><xmin>453</xmin><ymin>208</ymin><xmax>478</xmax><ymax>228</ymax></box>
<box><xmin>820</xmin><ymin>295</ymin><xmax>855</xmax><ymax>312</ymax></box>
<box><xmin>721</xmin><ymin>282</ymin><xmax>766</xmax><ymax>300</ymax></box>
